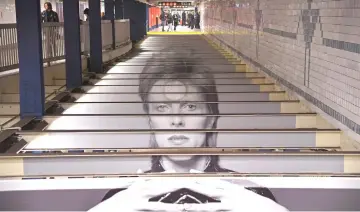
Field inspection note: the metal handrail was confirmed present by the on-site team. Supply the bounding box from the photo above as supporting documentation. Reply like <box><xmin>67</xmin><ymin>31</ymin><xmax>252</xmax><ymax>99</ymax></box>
<box><xmin>0</xmin><ymin>20</ymin><xmax>130</xmax><ymax>72</ymax></box>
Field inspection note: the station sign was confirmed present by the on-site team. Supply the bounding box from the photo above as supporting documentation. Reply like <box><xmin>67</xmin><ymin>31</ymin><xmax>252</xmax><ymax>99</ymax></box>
<box><xmin>158</xmin><ymin>1</ymin><xmax>192</xmax><ymax>8</ymax></box>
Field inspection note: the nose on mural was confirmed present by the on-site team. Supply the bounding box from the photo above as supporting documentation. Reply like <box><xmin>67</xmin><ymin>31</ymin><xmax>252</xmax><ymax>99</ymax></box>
<box><xmin>1</xmin><ymin>1</ymin><xmax>360</xmax><ymax>211</ymax></box>
<box><xmin>171</xmin><ymin>116</ymin><xmax>185</xmax><ymax>127</ymax></box>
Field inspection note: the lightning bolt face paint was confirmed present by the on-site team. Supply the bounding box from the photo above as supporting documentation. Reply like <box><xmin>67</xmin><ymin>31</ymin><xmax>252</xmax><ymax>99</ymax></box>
<box><xmin>147</xmin><ymin>79</ymin><xmax>212</xmax><ymax>161</ymax></box>
<box><xmin>163</xmin><ymin>80</ymin><xmax>188</xmax><ymax>101</ymax></box>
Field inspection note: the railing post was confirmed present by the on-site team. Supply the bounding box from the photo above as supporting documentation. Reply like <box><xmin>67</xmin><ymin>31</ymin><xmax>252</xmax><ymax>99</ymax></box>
<box><xmin>63</xmin><ymin>0</ymin><xmax>83</xmax><ymax>89</ymax></box>
<box><xmin>88</xmin><ymin>0</ymin><xmax>103</xmax><ymax>73</ymax></box>
<box><xmin>105</xmin><ymin>0</ymin><xmax>116</xmax><ymax>50</ymax></box>
<box><xmin>15</xmin><ymin>0</ymin><xmax>45</xmax><ymax>119</ymax></box>
<box><xmin>115</xmin><ymin>0</ymin><xmax>124</xmax><ymax>20</ymax></box>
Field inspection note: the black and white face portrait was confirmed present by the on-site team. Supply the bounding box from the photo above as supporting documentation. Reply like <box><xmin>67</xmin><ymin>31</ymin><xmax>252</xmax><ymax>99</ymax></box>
<box><xmin>142</xmin><ymin>74</ymin><xmax>217</xmax><ymax>162</ymax></box>
<box><xmin>136</xmin><ymin>51</ymin><xmax>220</xmax><ymax>164</ymax></box>
<box><xmin>147</xmin><ymin>82</ymin><xmax>215</xmax><ymax>160</ymax></box>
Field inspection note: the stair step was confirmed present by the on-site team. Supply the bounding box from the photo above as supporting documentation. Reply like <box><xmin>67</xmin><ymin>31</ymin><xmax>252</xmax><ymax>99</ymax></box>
<box><xmin>117</xmin><ymin>58</ymin><xmax>234</xmax><ymax>63</ymax></box>
<box><xmin>113</xmin><ymin>61</ymin><xmax>244</xmax><ymax>66</ymax></box>
<box><xmin>20</xmin><ymin>129</ymin><xmax>340</xmax><ymax>149</ymax></box>
<box><xmin>80</xmin><ymin>84</ymin><xmax>276</xmax><ymax>93</ymax></box>
<box><xmin>70</xmin><ymin>92</ymin><xmax>287</xmax><ymax>102</ymax></box>
<box><xmin>1</xmin><ymin>151</ymin><xmax>359</xmax><ymax>176</ymax></box>
<box><xmin>42</xmin><ymin>114</ymin><xmax>328</xmax><ymax>130</ymax></box>
<box><xmin>107</xmin><ymin>64</ymin><xmax>247</xmax><ymax>73</ymax></box>
<box><xmin>95</xmin><ymin>72</ymin><xmax>263</xmax><ymax>79</ymax></box>
<box><xmin>59</xmin><ymin>101</ymin><xmax>306</xmax><ymax>114</ymax></box>
<box><xmin>87</xmin><ymin>78</ymin><xmax>267</xmax><ymax>86</ymax></box>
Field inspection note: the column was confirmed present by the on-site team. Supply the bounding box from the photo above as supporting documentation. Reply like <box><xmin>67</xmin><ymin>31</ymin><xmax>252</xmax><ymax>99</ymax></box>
<box><xmin>123</xmin><ymin>0</ymin><xmax>147</xmax><ymax>41</ymax></box>
<box><xmin>88</xmin><ymin>0</ymin><xmax>103</xmax><ymax>73</ymax></box>
<box><xmin>145</xmin><ymin>3</ymin><xmax>149</xmax><ymax>34</ymax></box>
<box><xmin>104</xmin><ymin>0</ymin><xmax>116</xmax><ymax>49</ymax></box>
<box><xmin>115</xmin><ymin>0</ymin><xmax>124</xmax><ymax>20</ymax></box>
<box><xmin>63</xmin><ymin>0</ymin><xmax>83</xmax><ymax>89</ymax></box>
<box><xmin>15</xmin><ymin>0</ymin><xmax>45</xmax><ymax>118</ymax></box>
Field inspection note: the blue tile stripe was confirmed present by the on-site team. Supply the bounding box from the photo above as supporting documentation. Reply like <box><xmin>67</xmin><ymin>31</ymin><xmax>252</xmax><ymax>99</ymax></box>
<box><xmin>263</xmin><ymin>28</ymin><xmax>297</xmax><ymax>39</ymax></box>
<box><xmin>323</xmin><ymin>38</ymin><xmax>360</xmax><ymax>54</ymax></box>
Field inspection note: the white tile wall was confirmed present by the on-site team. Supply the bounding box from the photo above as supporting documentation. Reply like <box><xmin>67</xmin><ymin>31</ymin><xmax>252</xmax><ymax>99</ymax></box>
<box><xmin>202</xmin><ymin>0</ymin><xmax>360</xmax><ymax>132</ymax></box>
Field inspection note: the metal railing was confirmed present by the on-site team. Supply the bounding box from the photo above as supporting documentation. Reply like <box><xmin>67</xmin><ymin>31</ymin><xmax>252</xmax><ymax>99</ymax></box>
<box><xmin>42</xmin><ymin>22</ymin><xmax>65</xmax><ymax>64</ymax></box>
<box><xmin>0</xmin><ymin>23</ymin><xmax>18</xmax><ymax>71</ymax></box>
<box><xmin>0</xmin><ymin>19</ymin><xmax>130</xmax><ymax>72</ymax></box>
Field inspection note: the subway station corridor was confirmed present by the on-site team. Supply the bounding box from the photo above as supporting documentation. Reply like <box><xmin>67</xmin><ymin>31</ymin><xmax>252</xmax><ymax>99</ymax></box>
<box><xmin>1</xmin><ymin>0</ymin><xmax>360</xmax><ymax>211</ymax></box>
<box><xmin>0</xmin><ymin>33</ymin><xmax>360</xmax><ymax>211</ymax></box>
<box><xmin>6</xmin><ymin>34</ymin><xmax>355</xmax><ymax>174</ymax></box>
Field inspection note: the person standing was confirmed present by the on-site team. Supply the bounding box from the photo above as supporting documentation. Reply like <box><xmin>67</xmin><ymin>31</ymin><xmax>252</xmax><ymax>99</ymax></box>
<box><xmin>41</xmin><ymin>2</ymin><xmax>59</xmax><ymax>66</ymax></box>
<box><xmin>195</xmin><ymin>11</ymin><xmax>200</xmax><ymax>29</ymax></box>
<box><xmin>187</xmin><ymin>12</ymin><xmax>191</xmax><ymax>28</ymax></box>
<box><xmin>83</xmin><ymin>8</ymin><xmax>89</xmax><ymax>21</ymax></box>
<box><xmin>173</xmin><ymin>13</ymin><xmax>179</xmax><ymax>31</ymax></box>
<box><xmin>166</xmin><ymin>12</ymin><xmax>173</xmax><ymax>32</ymax></box>
<box><xmin>182</xmin><ymin>11</ymin><xmax>186</xmax><ymax>26</ymax></box>
<box><xmin>160</xmin><ymin>11</ymin><xmax>166</xmax><ymax>32</ymax></box>
<box><xmin>190</xmin><ymin>12</ymin><xmax>195</xmax><ymax>29</ymax></box>
<box><xmin>101</xmin><ymin>12</ymin><xmax>106</xmax><ymax>20</ymax></box>
<box><xmin>41</xmin><ymin>2</ymin><xmax>59</xmax><ymax>23</ymax></box>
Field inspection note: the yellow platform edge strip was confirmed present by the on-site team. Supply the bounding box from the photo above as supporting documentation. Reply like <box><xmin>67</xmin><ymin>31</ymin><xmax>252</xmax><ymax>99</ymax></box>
<box><xmin>147</xmin><ymin>31</ymin><xmax>203</xmax><ymax>35</ymax></box>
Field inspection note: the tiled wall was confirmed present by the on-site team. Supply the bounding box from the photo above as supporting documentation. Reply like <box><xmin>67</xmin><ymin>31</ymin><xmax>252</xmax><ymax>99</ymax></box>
<box><xmin>201</xmin><ymin>0</ymin><xmax>360</xmax><ymax>134</ymax></box>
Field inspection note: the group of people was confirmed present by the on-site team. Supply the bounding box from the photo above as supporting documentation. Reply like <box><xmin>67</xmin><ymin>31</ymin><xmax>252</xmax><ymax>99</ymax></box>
<box><xmin>160</xmin><ymin>12</ymin><xmax>180</xmax><ymax>32</ymax></box>
<box><xmin>160</xmin><ymin>10</ymin><xmax>201</xmax><ymax>32</ymax></box>
<box><xmin>186</xmin><ymin>11</ymin><xmax>201</xmax><ymax>30</ymax></box>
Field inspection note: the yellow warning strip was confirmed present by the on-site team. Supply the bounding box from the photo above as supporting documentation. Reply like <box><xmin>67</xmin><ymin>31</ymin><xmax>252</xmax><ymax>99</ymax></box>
<box><xmin>148</xmin><ymin>31</ymin><xmax>203</xmax><ymax>35</ymax></box>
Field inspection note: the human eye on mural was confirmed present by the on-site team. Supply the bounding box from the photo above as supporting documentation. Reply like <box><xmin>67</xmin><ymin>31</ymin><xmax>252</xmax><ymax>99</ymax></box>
<box><xmin>182</xmin><ymin>103</ymin><xmax>198</xmax><ymax>112</ymax></box>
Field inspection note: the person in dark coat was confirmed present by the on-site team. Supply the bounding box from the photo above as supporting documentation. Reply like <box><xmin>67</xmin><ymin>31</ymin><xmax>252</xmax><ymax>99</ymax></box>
<box><xmin>41</xmin><ymin>2</ymin><xmax>59</xmax><ymax>66</ymax></box>
<box><xmin>41</xmin><ymin>2</ymin><xmax>59</xmax><ymax>23</ymax></box>
<box><xmin>83</xmin><ymin>8</ymin><xmax>89</xmax><ymax>21</ymax></box>
<box><xmin>160</xmin><ymin>11</ymin><xmax>166</xmax><ymax>32</ymax></box>
<box><xmin>173</xmin><ymin>13</ymin><xmax>180</xmax><ymax>31</ymax></box>
<box><xmin>190</xmin><ymin>12</ymin><xmax>195</xmax><ymax>29</ymax></box>
<box><xmin>187</xmin><ymin>12</ymin><xmax>192</xmax><ymax>28</ymax></box>
<box><xmin>195</xmin><ymin>11</ymin><xmax>200</xmax><ymax>29</ymax></box>
<box><xmin>182</xmin><ymin>11</ymin><xmax>186</xmax><ymax>26</ymax></box>
<box><xmin>166</xmin><ymin>12</ymin><xmax>173</xmax><ymax>32</ymax></box>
